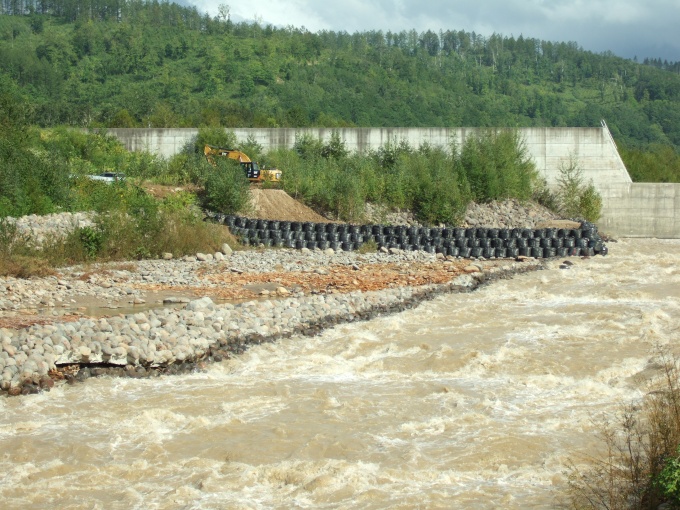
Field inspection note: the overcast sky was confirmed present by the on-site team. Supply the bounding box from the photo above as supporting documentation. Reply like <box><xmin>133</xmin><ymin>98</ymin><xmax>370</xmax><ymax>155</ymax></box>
<box><xmin>190</xmin><ymin>0</ymin><xmax>679</xmax><ymax>62</ymax></box>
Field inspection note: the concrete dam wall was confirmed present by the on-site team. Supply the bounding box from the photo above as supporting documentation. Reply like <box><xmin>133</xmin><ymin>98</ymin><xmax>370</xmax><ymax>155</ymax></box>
<box><xmin>106</xmin><ymin>127</ymin><xmax>680</xmax><ymax>238</ymax></box>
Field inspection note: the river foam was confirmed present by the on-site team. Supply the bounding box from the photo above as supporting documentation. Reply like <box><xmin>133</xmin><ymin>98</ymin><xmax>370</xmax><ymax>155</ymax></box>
<box><xmin>1</xmin><ymin>238</ymin><xmax>679</xmax><ymax>509</ymax></box>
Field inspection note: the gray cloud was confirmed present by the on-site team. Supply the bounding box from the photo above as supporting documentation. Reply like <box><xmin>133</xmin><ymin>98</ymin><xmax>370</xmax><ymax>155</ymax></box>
<box><xmin>193</xmin><ymin>0</ymin><xmax>679</xmax><ymax>61</ymax></box>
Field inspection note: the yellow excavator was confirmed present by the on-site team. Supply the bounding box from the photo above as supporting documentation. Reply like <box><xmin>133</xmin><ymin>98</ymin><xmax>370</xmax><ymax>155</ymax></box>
<box><xmin>204</xmin><ymin>145</ymin><xmax>282</xmax><ymax>183</ymax></box>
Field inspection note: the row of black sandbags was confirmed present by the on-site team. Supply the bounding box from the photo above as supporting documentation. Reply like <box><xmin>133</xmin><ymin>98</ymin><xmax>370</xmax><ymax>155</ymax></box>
<box><xmin>208</xmin><ymin>214</ymin><xmax>607</xmax><ymax>258</ymax></box>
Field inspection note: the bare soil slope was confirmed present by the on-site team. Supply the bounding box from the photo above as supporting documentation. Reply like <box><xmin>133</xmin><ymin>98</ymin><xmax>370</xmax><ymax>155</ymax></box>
<box><xmin>249</xmin><ymin>189</ymin><xmax>330</xmax><ymax>222</ymax></box>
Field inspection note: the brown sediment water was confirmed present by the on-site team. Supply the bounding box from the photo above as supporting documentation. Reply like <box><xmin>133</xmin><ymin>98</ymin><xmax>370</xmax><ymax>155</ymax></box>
<box><xmin>1</xmin><ymin>238</ymin><xmax>679</xmax><ymax>509</ymax></box>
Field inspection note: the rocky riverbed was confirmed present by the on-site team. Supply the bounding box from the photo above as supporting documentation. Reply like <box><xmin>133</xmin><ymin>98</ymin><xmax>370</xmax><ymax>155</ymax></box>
<box><xmin>1</xmin><ymin>242</ymin><xmax>551</xmax><ymax>396</ymax></box>
<box><xmin>1</xmin><ymin>206</ymin><xmax>589</xmax><ymax>397</ymax></box>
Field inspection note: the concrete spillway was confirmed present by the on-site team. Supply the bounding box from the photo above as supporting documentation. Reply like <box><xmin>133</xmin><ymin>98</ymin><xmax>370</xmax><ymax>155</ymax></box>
<box><xmin>106</xmin><ymin>127</ymin><xmax>679</xmax><ymax>238</ymax></box>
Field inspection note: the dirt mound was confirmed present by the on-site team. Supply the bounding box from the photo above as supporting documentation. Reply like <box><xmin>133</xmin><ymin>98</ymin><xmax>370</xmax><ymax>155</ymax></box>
<box><xmin>249</xmin><ymin>189</ymin><xmax>330</xmax><ymax>223</ymax></box>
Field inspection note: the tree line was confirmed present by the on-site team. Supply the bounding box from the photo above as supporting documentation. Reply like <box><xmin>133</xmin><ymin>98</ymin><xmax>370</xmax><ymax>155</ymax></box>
<box><xmin>0</xmin><ymin>0</ymin><xmax>679</xmax><ymax>180</ymax></box>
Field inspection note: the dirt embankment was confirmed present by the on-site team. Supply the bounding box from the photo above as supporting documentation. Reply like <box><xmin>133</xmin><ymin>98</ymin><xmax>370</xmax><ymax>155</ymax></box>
<box><xmin>248</xmin><ymin>189</ymin><xmax>330</xmax><ymax>223</ymax></box>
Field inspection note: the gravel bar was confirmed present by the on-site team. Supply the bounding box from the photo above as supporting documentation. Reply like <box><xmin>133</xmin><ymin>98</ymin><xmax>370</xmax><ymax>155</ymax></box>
<box><xmin>0</xmin><ymin>260</ymin><xmax>543</xmax><ymax>396</ymax></box>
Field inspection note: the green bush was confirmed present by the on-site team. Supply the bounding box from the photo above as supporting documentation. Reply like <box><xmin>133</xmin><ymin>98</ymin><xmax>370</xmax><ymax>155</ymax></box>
<box><xmin>556</xmin><ymin>156</ymin><xmax>603</xmax><ymax>222</ymax></box>
<box><xmin>78</xmin><ymin>226</ymin><xmax>103</xmax><ymax>259</ymax></box>
<box><xmin>657</xmin><ymin>447</ymin><xmax>680</xmax><ymax>504</ymax></box>
<box><xmin>203</xmin><ymin>158</ymin><xmax>252</xmax><ymax>215</ymax></box>
<box><xmin>459</xmin><ymin>129</ymin><xmax>537</xmax><ymax>203</ymax></box>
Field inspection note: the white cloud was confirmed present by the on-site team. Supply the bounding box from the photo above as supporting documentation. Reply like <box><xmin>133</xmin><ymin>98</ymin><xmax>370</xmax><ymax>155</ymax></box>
<box><xmin>193</xmin><ymin>0</ymin><xmax>680</xmax><ymax>60</ymax></box>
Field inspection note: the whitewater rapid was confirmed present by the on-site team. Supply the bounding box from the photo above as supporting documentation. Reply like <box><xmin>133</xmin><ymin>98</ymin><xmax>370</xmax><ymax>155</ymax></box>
<box><xmin>1</xmin><ymin>238</ymin><xmax>679</xmax><ymax>509</ymax></box>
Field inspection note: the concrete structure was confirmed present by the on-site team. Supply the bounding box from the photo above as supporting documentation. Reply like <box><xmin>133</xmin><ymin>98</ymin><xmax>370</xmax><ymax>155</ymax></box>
<box><xmin>600</xmin><ymin>183</ymin><xmax>680</xmax><ymax>238</ymax></box>
<box><xmin>106</xmin><ymin>127</ymin><xmax>680</xmax><ymax>238</ymax></box>
<box><xmin>106</xmin><ymin>126</ymin><xmax>631</xmax><ymax>188</ymax></box>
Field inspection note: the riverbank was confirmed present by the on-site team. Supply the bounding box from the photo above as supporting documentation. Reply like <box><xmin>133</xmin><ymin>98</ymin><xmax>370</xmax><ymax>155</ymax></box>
<box><xmin>0</xmin><ymin>250</ymin><xmax>547</xmax><ymax>396</ymax></box>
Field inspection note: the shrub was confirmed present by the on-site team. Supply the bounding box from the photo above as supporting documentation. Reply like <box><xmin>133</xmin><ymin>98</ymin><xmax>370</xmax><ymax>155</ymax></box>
<box><xmin>459</xmin><ymin>129</ymin><xmax>537</xmax><ymax>203</ymax></box>
<box><xmin>203</xmin><ymin>158</ymin><xmax>252</xmax><ymax>215</ymax></box>
<box><xmin>532</xmin><ymin>177</ymin><xmax>560</xmax><ymax>212</ymax></box>
<box><xmin>656</xmin><ymin>447</ymin><xmax>680</xmax><ymax>504</ymax></box>
<box><xmin>566</xmin><ymin>348</ymin><xmax>680</xmax><ymax>510</ymax></box>
<box><xmin>556</xmin><ymin>155</ymin><xmax>603</xmax><ymax>222</ymax></box>
<box><xmin>78</xmin><ymin>226</ymin><xmax>103</xmax><ymax>259</ymax></box>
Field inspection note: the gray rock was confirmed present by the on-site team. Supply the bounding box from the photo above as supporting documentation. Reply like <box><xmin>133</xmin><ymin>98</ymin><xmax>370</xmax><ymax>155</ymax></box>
<box><xmin>186</xmin><ymin>297</ymin><xmax>215</xmax><ymax>312</ymax></box>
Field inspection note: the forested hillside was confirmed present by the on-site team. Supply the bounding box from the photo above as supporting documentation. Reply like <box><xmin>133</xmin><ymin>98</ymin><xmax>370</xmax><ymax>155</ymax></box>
<box><xmin>1</xmin><ymin>0</ymin><xmax>680</xmax><ymax>156</ymax></box>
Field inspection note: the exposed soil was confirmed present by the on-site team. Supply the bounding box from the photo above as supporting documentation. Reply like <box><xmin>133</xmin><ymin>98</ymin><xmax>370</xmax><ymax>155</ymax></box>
<box><xmin>134</xmin><ymin>259</ymin><xmax>482</xmax><ymax>302</ymax></box>
<box><xmin>249</xmin><ymin>189</ymin><xmax>331</xmax><ymax>222</ymax></box>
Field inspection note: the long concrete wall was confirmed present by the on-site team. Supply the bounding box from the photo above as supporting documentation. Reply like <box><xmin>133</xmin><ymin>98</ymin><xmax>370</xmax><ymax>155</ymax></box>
<box><xmin>107</xmin><ymin>126</ymin><xmax>631</xmax><ymax>188</ymax></box>
<box><xmin>106</xmin><ymin>127</ymin><xmax>680</xmax><ymax>238</ymax></box>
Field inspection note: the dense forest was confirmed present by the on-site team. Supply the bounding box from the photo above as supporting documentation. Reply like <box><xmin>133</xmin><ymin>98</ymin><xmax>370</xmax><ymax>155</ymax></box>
<box><xmin>1</xmin><ymin>0</ymin><xmax>680</xmax><ymax>182</ymax></box>
<box><xmin>1</xmin><ymin>0</ymin><xmax>680</xmax><ymax>146</ymax></box>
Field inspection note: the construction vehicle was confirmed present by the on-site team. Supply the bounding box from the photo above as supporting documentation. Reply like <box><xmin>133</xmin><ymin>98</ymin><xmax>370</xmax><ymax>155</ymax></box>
<box><xmin>204</xmin><ymin>145</ymin><xmax>282</xmax><ymax>183</ymax></box>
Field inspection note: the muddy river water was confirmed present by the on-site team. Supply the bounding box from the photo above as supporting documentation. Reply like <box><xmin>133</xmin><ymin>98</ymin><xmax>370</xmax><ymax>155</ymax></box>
<box><xmin>1</xmin><ymin>238</ymin><xmax>679</xmax><ymax>509</ymax></box>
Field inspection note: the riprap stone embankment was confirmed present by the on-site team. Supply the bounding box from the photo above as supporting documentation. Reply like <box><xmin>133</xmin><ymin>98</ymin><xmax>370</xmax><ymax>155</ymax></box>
<box><xmin>1</xmin><ymin>260</ymin><xmax>543</xmax><ymax>396</ymax></box>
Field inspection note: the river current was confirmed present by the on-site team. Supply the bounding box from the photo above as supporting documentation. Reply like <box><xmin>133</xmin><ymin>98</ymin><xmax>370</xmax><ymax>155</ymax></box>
<box><xmin>1</xmin><ymin>238</ymin><xmax>679</xmax><ymax>509</ymax></box>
